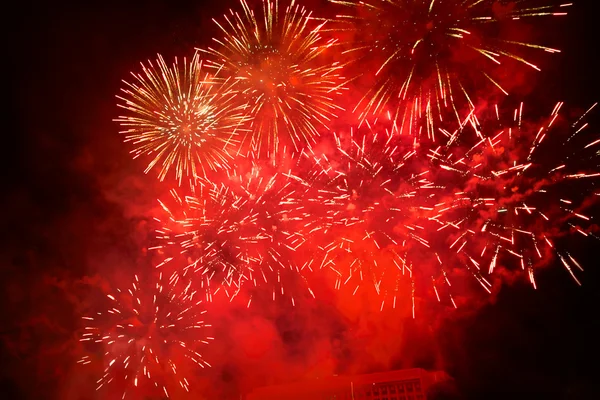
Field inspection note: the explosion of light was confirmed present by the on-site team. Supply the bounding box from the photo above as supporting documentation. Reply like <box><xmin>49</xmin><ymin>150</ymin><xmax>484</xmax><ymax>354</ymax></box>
<box><xmin>78</xmin><ymin>273</ymin><xmax>213</xmax><ymax>399</ymax></box>
<box><xmin>308</xmin><ymin>124</ymin><xmax>439</xmax><ymax>313</ymax></box>
<box><xmin>330</xmin><ymin>0</ymin><xmax>570</xmax><ymax>140</ymax></box>
<box><xmin>152</xmin><ymin>160</ymin><xmax>315</xmax><ymax>306</ymax></box>
<box><xmin>115</xmin><ymin>52</ymin><xmax>248</xmax><ymax>186</ymax></box>
<box><xmin>427</xmin><ymin>102</ymin><xmax>598</xmax><ymax>292</ymax></box>
<box><xmin>201</xmin><ymin>0</ymin><xmax>347</xmax><ymax>159</ymax></box>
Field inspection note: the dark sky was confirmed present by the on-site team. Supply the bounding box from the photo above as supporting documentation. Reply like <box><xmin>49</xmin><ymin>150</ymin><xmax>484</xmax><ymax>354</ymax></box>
<box><xmin>4</xmin><ymin>1</ymin><xmax>600</xmax><ymax>399</ymax></box>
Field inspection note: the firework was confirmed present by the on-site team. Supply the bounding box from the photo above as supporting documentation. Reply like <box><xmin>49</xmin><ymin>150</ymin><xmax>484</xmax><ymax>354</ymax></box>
<box><xmin>310</xmin><ymin>124</ymin><xmax>439</xmax><ymax>312</ymax></box>
<box><xmin>427</xmin><ymin>102</ymin><xmax>599</xmax><ymax>292</ymax></box>
<box><xmin>79</xmin><ymin>273</ymin><xmax>213</xmax><ymax>399</ymax></box>
<box><xmin>153</xmin><ymin>160</ymin><xmax>314</xmax><ymax>306</ymax></box>
<box><xmin>330</xmin><ymin>0</ymin><xmax>570</xmax><ymax>140</ymax></box>
<box><xmin>202</xmin><ymin>0</ymin><xmax>346</xmax><ymax>159</ymax></box>
<box><xmin>115</xmin><ymin>53</ymin><xmax>247</xmax><ymax>185</ymax></box>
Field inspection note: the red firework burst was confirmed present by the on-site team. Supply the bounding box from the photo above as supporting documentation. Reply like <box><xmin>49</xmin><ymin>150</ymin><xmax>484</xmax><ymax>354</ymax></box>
<box><xmin>330</xmin><ymin>0</ymin><xmax>570</xmax><ymax>139</ymax></box>
<box><xmin>201</xmin><ymin>0</ymin><xmax>347</xmax><ymax>159</ymax></box>
<box><xmin>78</xmin><ymin>273</ymin><xmax>213</xmax><ymax>399</ymax></box>
<box><xmin>153</xmin><ymin>158</ymin><xmax>315</xmax><ymax>306</ymax></box>
<box><xmin>427</xmin><ymin>102</ymin><xmax>598</xmax><ymax>293</ymax></box>
<box><xmin>305</xmin><ymin>124</ymin><xmax>439</xmax><ymax>313</ymax></box>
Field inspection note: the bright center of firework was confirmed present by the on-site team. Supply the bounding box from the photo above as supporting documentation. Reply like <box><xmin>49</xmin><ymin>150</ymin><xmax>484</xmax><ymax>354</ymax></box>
<box><xmin>242</xmin><ymin>46</ymin><xmax>295</xmax><ymax>100</ymax></box>
<box><xmin>160</xmin><ymin>103</ymin><xmax>215</xmax><ymax>146</ymax></box>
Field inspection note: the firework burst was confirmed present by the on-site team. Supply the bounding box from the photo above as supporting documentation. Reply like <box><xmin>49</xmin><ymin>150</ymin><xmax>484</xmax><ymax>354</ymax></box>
<box><xmin>153</xmin><ymin>160</ymin><xmax>314</xmax><ymax>306</ymax></box>
<box><xmin>79</xmin><ymin>273</ymin><xmax>213</xmax><ymax>399</ymax></box>
<box><xmin>330</xmin><ymin>0</ymin><xmax>570</xmax><ymax>140</ymax></box>
<box><xmin>309</xmin><ymin>125</ymin><xmax>439</xmax><ymax>312</ymax></box>
<box><xmin>427</xmin><ymin>102</ymin><xmax>599</xmax><ymax>292</ymax></box>
<box><xmin>202</xmin><ymin>0</ymin><xmax>347</xmax><ymax>159</ymax></box>
<box><xmin>115</xmin><ymin>52</ymin><xmax>248</xmax><ymax>185</ymax></box>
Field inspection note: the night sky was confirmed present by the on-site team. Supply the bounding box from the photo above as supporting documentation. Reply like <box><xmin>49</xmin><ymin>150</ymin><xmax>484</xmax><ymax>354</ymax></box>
<box><xmin>4</xmin><ymin>1</ymin><xmax>600</xmax><ymax>399</ymax></box>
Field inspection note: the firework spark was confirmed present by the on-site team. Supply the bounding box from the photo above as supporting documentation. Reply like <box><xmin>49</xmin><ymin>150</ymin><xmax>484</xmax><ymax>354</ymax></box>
<box><xmin>153</xmin><ymin>160</ymin><xmax>314</xmax><ymax>306</ymax></box>
<box><xmin>428</xmin><ymin>102</ymin><xmax>598</xmax><ymax>292</ymax></box>
<box><xmin>115</xmin><ymin>52</ymin><xmax>248</xmax><ymax>185</ymax></box>
<box><xmin>79</xmin><ymin>273</ymin><xmax>213</xmax><ymax>399</ymax></box>
<box><xmin>330</xmin><ymin>0</ymin><xmax>570</xmax><ymax>140</ymax></box>
<box><xmin>202</xmin><ymin>0</ymin><xmax>347</xmax><ymax>159</ymax></box>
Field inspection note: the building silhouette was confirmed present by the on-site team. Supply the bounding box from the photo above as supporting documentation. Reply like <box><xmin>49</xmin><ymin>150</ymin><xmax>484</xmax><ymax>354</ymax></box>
<box><xmin>246</xmin><ymin>368</ymin><xmax>450</xmax><ymax>400</ymax></box>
